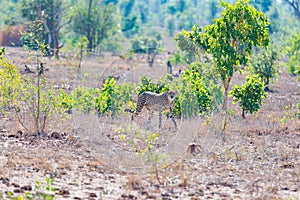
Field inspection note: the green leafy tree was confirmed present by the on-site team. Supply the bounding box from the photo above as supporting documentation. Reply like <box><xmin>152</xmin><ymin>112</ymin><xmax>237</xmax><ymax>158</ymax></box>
<box><xmin>203</xmin><ymin>0</ymin><xmax>269</xmax><ymax>111</ymax></box>
<box><xmin>21</xmin><ymin>20</ymin><xmax>44</xmax><ymax>51</ymax></box>
<box><xmin>231</xmin><ymin>75</ymin><xmax>267</xmax><ymax>118</ymax></box>
<box><xmin>249</xmin><ymin>47</ymin><xmax>280</xmax><ymax>91</ymax></box>
<box><xmin>175</xmin><ymin>24</ymin><xmax>207</xmax><ymax>64</ymax></box>
<box><xmin>121</xmin><ymin>15</ymin><xmax>140</xmax><ymax>37</ymax></box>
<box><xmin>73</xmin><ymin>1</ymin><xmax>119</xmax><ymax>51</ymax></box>
<box><xmin>284</xmin><ymin>0</ymin><xmax>300</xmax><ymax>21</ymax></box>
<box><xmin>21</xmin><ymin>0</ymin><xmax>70</xmax><ymax>57</ymax></box>
<box><xmin>250</xmin><ymin>0</ymin><xmax>272</xmax><ymax>12</ymax></box>
<box><xmin>209</xmin><ymin>0</ymin><xmax>219</xmax><ymax>21</ymax></box>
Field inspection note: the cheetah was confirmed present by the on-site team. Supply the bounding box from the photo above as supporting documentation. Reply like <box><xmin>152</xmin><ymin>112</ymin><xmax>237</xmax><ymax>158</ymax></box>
<box><xmin>124</xmin><ymin>90</ymin><xmax>178</xmax><ymax>129</ymax></box>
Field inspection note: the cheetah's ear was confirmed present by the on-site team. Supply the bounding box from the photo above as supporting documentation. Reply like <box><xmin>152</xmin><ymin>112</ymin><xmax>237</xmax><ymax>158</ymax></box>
<box><xmin>169</xmin><ymin>90</ymin><xmax>178</xmax><ymax>95</ymax></box>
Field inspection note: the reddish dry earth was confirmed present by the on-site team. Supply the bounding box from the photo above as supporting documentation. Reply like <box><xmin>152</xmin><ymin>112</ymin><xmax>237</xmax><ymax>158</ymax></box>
<box><xmin>0</xmin><ymin>47</ymin><xmax>300</xmax><ymax>199</ymax></box>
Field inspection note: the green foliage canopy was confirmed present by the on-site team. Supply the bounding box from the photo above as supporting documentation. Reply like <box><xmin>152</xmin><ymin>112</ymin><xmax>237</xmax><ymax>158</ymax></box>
<box><xmin>204</xmin><ymin>0</ymin><xmax>270</xmax><ymax>85</ymax></box>
<box><xmin>21</xmin><ymin>0</ymin><xmax>64</xmax><ymax>56</ymax></box>
<box><xmin>202</xmin><ymin>0</ymin><xmax>269</xmax><ymax>110</ymax></box>
<box><xmin>73</xmin><ymin>1</ymin><xmax>119</xmax><ymax>51</ymax></box>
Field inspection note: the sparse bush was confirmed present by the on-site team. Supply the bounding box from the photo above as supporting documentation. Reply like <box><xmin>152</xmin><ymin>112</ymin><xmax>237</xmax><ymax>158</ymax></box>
<box><xmin>249</xmin><ymin>47</ymin><xmax>280</xmax><ymax>91</ymax></box>
<box><xmin>231</xmin><ymin>75</ymin><xmax>267</xmax><ymax>118</ymax></box>
<box><xmin>19</xmin><ymin>77</ymin><xmax>65</xmax><ymax>135</ymax></box>
<box><xmin>130</xmin><ymin>35</ymin><xmax>163</xmax><ymax>67</ymax></box>
<box><xmin>286</xmin><ymin>33</ymin><xmax>300</xmax><ymax>75</ymax></box>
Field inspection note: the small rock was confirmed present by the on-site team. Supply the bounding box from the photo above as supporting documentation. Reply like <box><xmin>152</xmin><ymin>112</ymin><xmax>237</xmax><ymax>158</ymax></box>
<box><xmin>50</xmin><ymin>132</ymin><xmax>61</xmax><ymax>139</ymax></box>
<box><xmin>89</xmin><ymin>193</ymin><xmax>97</xmax><ymax>197</ymax></box>
<box><xmin>57</xmin><ymin>188</ymin><xmax>70</xmax><ymax>195</ymax></box>
<box><xmin>13</xmin><ymin>188</ymin><xmax>24</xmax><ymax>193</ymax></box>
<box><xmin>0</xmin><ymin>177</ymin><xmax>10</xmax><ymax>185</ymax></box>
<box><xmin>12</xmin><ymin>183</ymin><xmax>20</xmax><ymax>188</ymax></box>
<box><xmin>21</xmin><ymin>185</ymin><xmax>32</xmax><ymax>191</ymax></box>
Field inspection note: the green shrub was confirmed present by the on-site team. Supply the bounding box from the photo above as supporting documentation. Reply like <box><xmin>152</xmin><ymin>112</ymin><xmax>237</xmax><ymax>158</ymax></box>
<box><xmin>231</xmin><ymin>75</ymin><xmax>267</xmax><ymax>118</ymax></box>
<box><xmin>137</xmin><ymin>75</ymin><xmax>168</xmax><ymax>95</ymax></box>
<box><xmin>96</xmin><ymin>76</ymin><xmax>134</xmax><ymax>117</ymax></box>
<box><xmin>0</xmin><ymin>51</ymin><xmax>24</xmax><ymax>112</ymax></box>
<box><xmin>70</xmin><ymin>86</ymin><xmax>99</xmax><ymax>113</ymax></box>
<box><xmin>176</xmin><ymin>63</ymin><xmax>212</xmax><ymax>118</ymax></box>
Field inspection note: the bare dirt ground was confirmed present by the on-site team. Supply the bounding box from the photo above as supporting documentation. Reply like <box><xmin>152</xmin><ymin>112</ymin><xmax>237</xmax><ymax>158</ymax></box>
<box><xmin>1</xmin><ymin>47</ymin><xmax>300</xmax><ymax>199</ymax></box>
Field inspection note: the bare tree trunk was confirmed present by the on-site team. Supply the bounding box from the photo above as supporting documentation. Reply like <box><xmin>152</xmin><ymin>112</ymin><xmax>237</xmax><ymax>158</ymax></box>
<box><xmin>285</xmin><ymin>0</ymin><xmax>300</xmax><ymax>21</ymax></box>
<box><xmin>87</xmin><ymin>0</ymin><xmax>93</xmax><ymax>51</ymax></box>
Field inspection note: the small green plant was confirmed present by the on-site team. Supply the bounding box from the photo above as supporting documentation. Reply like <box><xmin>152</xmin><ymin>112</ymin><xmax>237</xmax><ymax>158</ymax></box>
<box><xmin>117</xmin><ymin>124</ymin><xmax>165</xmax><ymax>184</ymax></box>
<box><xmin>19</xmin><ymin>77</ymin><xmax>64</xmax><ymax>135</ymax></box>
<box><xmin>231</xmin><ymin>75</ymin><xmax>267</xmax><ymax>118</ymax></box>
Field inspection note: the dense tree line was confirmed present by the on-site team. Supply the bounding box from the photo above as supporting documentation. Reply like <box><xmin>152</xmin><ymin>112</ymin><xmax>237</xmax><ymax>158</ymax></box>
<box><xmin>0</xmin><ymin>0</ymin><xmax>299</xmax><ymax>57</ymax></box>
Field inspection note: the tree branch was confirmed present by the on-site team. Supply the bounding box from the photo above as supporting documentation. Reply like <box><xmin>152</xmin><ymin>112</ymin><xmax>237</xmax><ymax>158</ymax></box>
<box><xmin>285</xmin><ymin>0</ymin><xmax>300</xmax><ymax>21</ymax></box>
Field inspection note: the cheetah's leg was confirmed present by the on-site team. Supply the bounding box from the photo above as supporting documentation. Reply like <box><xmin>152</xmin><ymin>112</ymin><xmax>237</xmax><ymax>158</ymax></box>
<box><xmin>144</xmin><ymin>105</ymin><xmax>153</xmax><ymax>128</ymax></box>
<box><xmin>170</xmin><ymin>114</ymin><xmax>177</xmax><ymax>129</ymax></box>
<box><xmin>169</xmin><ymin>107</ymin><xmax>177</xmax><ymax>129</ymax></box>
<box><xmin>158</xmin><ymin>111</ymin><xmax>162</xmax><ymax>128</ymax></box>
<box><xmin>148</xmin><ymin>111</ymin><xmax>154</xmax><ymax>124</ymax></box>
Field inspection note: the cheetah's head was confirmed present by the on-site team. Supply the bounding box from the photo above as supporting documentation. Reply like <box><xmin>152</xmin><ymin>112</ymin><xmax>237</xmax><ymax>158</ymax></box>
<box><xmin>167</xmin><ymin>90</ymin><xmax>178</xmax><ymax>102</ymax></box>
